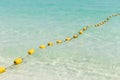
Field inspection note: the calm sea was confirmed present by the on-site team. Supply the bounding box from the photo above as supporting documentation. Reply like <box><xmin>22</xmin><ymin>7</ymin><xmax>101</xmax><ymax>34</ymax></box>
<box><xmin>0</xmin><ymin>0</ymin><xmax>120</xmax><ymax>80</ymax></box>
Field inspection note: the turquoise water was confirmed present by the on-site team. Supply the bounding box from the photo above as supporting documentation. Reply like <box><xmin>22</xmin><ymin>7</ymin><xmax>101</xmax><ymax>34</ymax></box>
<box><xmin>0</xmin><ymin>0</ymin><xmax>120</xmax><ymax>80</ymax></box>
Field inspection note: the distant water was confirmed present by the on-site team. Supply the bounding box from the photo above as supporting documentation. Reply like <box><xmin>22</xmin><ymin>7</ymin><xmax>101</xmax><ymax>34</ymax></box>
<box><xmin>0</xmin><ymin>0</ymin><xmax>120</xmax><ymax>80</ymax></box>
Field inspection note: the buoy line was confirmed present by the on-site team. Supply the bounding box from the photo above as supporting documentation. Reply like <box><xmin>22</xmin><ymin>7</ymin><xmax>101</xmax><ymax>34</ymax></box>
<box><xmin>0</xmin><ymin>13</ymin><xmax>120</xmax><ymax>74</ymax></box>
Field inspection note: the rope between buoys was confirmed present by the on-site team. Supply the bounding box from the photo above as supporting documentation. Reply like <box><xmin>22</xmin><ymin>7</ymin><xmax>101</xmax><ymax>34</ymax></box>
<box><xmin>0</xmin><ymin>13</ymin><xmax>120</xmax><ymax>74</ymax></box>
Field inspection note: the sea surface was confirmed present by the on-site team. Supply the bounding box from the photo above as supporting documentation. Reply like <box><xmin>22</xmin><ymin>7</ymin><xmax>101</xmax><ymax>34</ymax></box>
<box><xmin>0</xmin><ymin>0</ymin><xmax>120</xmax><ymax>80</ymax></box>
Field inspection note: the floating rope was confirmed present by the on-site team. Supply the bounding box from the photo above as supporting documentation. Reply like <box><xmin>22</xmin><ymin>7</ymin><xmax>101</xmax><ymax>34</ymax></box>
<box><xmin>0</xmin><ymin>13</ymin><xmax>120</xmax><ymax>74</ymax></box>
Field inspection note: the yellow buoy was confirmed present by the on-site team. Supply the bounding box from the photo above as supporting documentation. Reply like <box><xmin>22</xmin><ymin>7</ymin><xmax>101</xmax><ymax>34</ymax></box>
<box><xmin>94</xmin><ymin>24</ymin><xmax>97</xmax><ymax>27</ymax></box>
<box><xmin>48</xmin><ymin>42</ymin><xmax>53</xmax><ymax>46</ymax></box>
<box><xmin>28</xmin><ymin>48</ymin><xmax>35</xmax><ymax>55</ymax></box>
<box><xmin>97</xmin><ymin>24</ymin><xmax>100</xmax><ymax>26</ymax></box>
<box><xmin>104</xmin><ymin>20</ymin><xmax>107</xmax><ymax>23</ymax></box>
<box><xmin>109</xmin><ymin>16</ymin><xmax>112</xmax><ymax>18</ymax></box>
<box><xmin>79</xmin><ymin>30</ymin><xmax>83</xmax><ymax>34</ymax></box>
<box><xmin>0</xmin><ymin>67</ymin><xmax>6</xmax><ymax>73</ymax></box>
<box><xmin>56</xmin><ymin>40</ymin><xmax>62</xmax><ymax>44</ymax></box>
<box><xmin>39</xmin><ymin>45</ymin><xmax>46</xmax><ymax>49</ymax></box>
<box><xmin>99</xmin><ymin>23</ymin><xmax>102</xmax><ymax>25</ymax></box>
<box><xmin>73</xmin><ymin>34</ymin><xmax>78</xmax><ymax>38</ymax></box>
<box><xmin>14</xmin><ymin>57</ymin><xmax>23</xmax><ymax>65</ymax></box>
<box><xmin>65</xmin><ymin>37</ymin><xmax>71</xmax><ymax>41</ymax></box>
<box><xmin>106</xmin><ymin>18</ymin><xmax>109</xmax><ymax>21</ymax></box>
<box><xmin>112</xmin><ymin>14</ymin><xmax>116</xmax><ymax>16</ymax></box>
<box><xmin>99</xmin><ymin>23</ymin><xmax>102</xmax><ymax>26</ymax></box>
<box><xmin>102</xmin><ymin>21</ymin><xmax>105</xmax><ymax>24</ymax></box>
<box><xmin>83</xmin><ymin>27</ymin><xmax>87</xmax><ymax>31</ymax></box>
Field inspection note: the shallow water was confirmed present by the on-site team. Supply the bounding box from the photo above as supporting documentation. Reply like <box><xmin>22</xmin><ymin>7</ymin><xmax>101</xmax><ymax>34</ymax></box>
<box><xmin>0</xmin><ymin>0</ymin><xmax>120</xmax><ymax>80</ymax></box>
